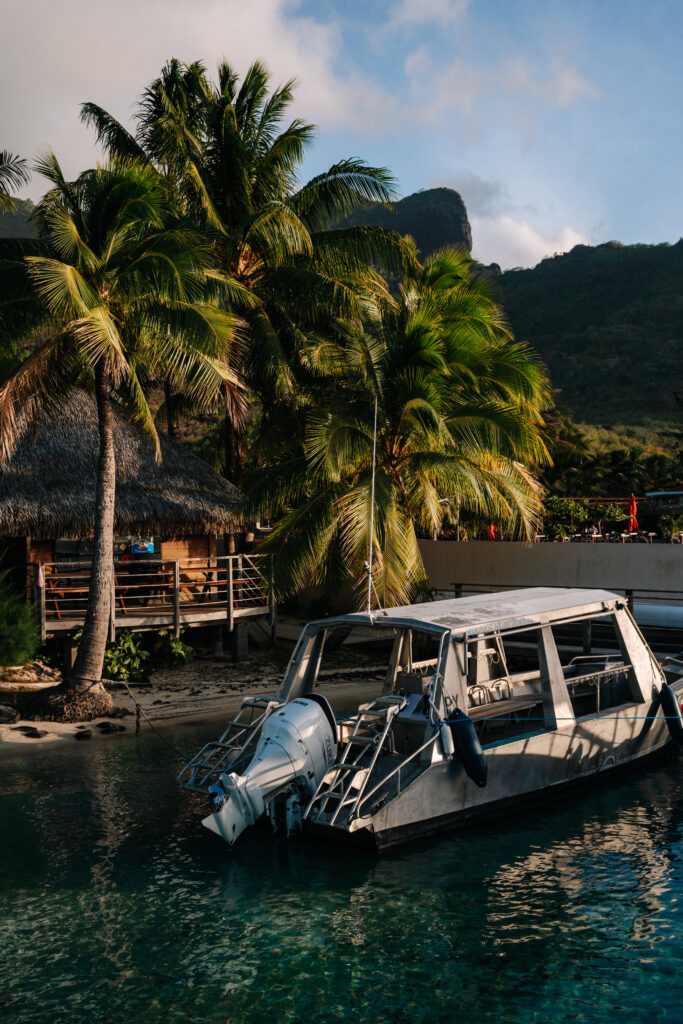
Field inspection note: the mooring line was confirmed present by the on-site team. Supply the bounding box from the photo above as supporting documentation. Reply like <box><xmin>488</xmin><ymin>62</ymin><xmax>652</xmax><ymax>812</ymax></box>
<box><xmin>119</xmin><ymin>680</ymin><xmax>185</xmax><ymax>756</ymax></box>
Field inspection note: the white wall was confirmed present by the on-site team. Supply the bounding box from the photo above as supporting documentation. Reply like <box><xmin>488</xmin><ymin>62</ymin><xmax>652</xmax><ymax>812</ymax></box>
<box><xmin>418</xmin><ymin>540</ymin><xmax>683</xmax><ymax>597</ymax></box>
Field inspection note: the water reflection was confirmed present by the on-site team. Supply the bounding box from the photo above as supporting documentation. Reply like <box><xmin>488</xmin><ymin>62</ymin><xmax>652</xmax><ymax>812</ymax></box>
<box><xmin>0</xmin><ymin>727</ymin><xmax>682</xmax><ymax>1024</ymax></box>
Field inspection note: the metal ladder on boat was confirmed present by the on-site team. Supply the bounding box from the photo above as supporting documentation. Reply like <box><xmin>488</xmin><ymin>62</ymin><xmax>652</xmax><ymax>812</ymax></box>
<box><xmin>177</xmin><ymin>696</ymin><xmax>281</xmax><ymax>795</ymax></box>
<box><xmin>304</xmin><ymin>695</ymin><xmax>407</xmax><ymax>827</ymax></box>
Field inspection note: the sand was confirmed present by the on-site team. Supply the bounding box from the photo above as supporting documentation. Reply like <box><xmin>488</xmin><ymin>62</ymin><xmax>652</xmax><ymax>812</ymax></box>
<box><xmin>0</xmin><ymin>645</ymin><xmax>385</xmax><ymax>758</ymax></box>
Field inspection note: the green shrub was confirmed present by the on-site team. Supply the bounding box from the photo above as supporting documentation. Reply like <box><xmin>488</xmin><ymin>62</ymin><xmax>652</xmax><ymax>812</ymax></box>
<box><xmin>102</xmin><ymin>630</ymin><xmax>151</xmax><ymax>682</ymax></box>
<box><xmin>659</xmin><ymin>514</ymin><xmax>683</xmax><ymax>541</ymax></box>
<box><xmin>154</xmin><ymin>630</ymin><xmax>193</xmax><ymax>667</ymax></box>
<box><xmin>0</xmin><ymin>569</ymin><xmax>38</xmax><ymax>666</ymax></box>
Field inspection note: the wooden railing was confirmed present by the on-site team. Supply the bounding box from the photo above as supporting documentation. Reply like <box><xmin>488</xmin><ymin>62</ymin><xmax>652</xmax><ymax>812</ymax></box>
<box><xmin>33</xmin><ymin>554</ymin><xmax>275</xmax><ymax>641</ymax></box>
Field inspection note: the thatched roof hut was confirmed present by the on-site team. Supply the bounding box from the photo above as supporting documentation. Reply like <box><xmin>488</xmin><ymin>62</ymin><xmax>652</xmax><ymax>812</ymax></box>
<box><xmin>0</xmin><ymin>391</ymin><xmax>242</xmax><ymax>541</ymax></box>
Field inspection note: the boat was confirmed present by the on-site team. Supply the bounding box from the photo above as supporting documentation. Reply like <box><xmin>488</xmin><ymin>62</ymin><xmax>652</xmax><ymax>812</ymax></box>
<box><xmin>178</xmin><ymin>587</ymin><xmax>683</xmax><ymax>850</ymax></box>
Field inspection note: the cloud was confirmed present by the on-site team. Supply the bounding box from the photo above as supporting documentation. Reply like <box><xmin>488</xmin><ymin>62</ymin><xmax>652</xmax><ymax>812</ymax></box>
<box><xmin>404</xmin><ymin>45</ymin><xmax>599</xmax><ymax>141</ymax></box>
<box><xmin>500</xmin><ymin>56</ymin><xmax>599</xmax><ymax>108</ymax></box>
<box><xmin>435</xmin><ymin>172</ymin><xmax>509</xmax><ymax>217</ymax></box>
<box><xmin>390</xmin><ymin>0</ymin><xmax>470</xmax><ymax>27</ymax></box>
<box><xmin>470</xmin><ymin>214</ymin><xmax>588</xmax><ymax>269</ymax></box>
<box><xmin>0</xmin><ymin>0</ymin><xmax>397</xmax><ymax>196</ymax></box>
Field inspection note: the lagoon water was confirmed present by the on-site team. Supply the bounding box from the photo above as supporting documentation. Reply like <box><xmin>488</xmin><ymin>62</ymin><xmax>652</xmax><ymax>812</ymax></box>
<box><xmin>1</xmin><ymin>724</ymin><xmax>683</xmax><ymax>1024</ymax></box>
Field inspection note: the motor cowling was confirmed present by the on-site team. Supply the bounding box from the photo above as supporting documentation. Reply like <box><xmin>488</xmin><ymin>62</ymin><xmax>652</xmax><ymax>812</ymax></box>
<box><xmin>202</xmin><ymin>696</ymin><xmax>337</xmax><ymax>846</ymax></box>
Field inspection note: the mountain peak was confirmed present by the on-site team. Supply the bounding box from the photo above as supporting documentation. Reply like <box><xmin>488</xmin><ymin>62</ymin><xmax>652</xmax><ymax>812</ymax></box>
<box><xmin>339</xmin><ymin>186</ymin><xmax>472</xmax><ymax>258</ymax></box>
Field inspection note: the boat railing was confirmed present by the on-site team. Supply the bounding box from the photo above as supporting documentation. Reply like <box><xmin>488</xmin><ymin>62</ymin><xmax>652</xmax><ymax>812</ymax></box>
<box><xmin>304</xmin><ymin>696</ymin><xmax>407</xmax><ymax>826</ymax></box>
<box><xmin>178</xmin><ymin>697</ymin><xmax>281</xmax><ymax>793</ymax></box>
<box><xmin>564</xmin><ymin>662</ymin><xmax>630</xmax><ymax>714</ymax></box>
<box><xmin>566</xmin><ymin>653</ymin><xmax>623</xmax><ymax>666</ymax></box>
<box><xmin>355</xmin><ymin>730</ymin><xmax>441</xmax><ymax>819</ymax></box>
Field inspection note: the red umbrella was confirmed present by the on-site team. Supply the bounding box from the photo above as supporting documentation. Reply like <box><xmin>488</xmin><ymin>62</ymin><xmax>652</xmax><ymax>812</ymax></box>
<box><xmin>628</xmin><ymin>493</ymin><xmax>638</xmax><ymax>533</ymax></box>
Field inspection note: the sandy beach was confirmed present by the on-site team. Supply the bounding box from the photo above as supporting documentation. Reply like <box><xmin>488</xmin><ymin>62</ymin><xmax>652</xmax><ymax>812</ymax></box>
<box><xmin>0</xmin><ymin>644</ymin><xmax>385</xmax><ymax>757</ymax></box>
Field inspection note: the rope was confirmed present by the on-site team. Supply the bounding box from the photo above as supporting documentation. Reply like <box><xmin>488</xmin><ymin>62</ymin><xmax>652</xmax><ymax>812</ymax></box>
<box><xmin>118</xmin><ymin>680</ymin><xmax>184</xmax><ymax>756</ymax></box>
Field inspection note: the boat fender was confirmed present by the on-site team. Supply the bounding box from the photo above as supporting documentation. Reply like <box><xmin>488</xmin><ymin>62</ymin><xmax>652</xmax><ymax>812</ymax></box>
<box><xmin>439</xmin><ymin>721</ymin><xmax>455</xmax><ymax>758</ymax></box>
<box><xmin>660</xmin><ymin>683</ymin><xmax>683</xmax><ymax>745</ymax></box>
<box><xmin>447</xmin><ymin>709</ymin><xmax>488</xmax><ymax>788</ymax></box>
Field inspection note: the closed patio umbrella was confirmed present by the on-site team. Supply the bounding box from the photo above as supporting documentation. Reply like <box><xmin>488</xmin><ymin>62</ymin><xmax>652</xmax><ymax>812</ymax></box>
<box><xmin>628</xmin><ymin>493</ymin><xmax>639</xmax><ymax>533</ymax></box>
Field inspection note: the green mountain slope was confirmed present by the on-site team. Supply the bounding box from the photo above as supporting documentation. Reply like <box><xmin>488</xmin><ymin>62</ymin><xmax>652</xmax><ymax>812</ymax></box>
<box><xmin>0</xmin><ymin>198</ymin><xmax>35</xmax><ymax>238</ymax></box>
<box><xmin>499</xmin><ymin>241</ymin><xmax>683</xmax><ymax>424</ymax></box>
<box><xmin>339</xmin><ymin>186</ymin><xmax>471</xmax><ymax>259</ymax></box>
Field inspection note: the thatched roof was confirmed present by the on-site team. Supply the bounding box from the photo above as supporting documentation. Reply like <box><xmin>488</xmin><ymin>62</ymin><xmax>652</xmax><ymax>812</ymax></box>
<box><xmin>0</xmin><ymin>391</ymin><xmax>243</xmax><ymax>539</ymax></box>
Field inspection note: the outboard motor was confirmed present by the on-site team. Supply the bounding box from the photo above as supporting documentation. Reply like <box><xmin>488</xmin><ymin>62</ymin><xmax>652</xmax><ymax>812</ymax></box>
<box><xmin>203</xmin><ymin>695</ymin><xmax>337</xmax><ymax>846</ymax></box>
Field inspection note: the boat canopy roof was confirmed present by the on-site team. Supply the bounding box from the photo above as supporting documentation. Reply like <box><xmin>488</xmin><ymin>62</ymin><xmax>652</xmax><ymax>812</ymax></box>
<box><xmin>322</xmin><ymin>588</ymin><xmax>622</xmax><ymax>639</ymax></box>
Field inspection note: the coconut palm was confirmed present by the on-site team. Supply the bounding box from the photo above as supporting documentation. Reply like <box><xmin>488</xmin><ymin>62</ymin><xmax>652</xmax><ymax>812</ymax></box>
<box><xmin>0</xmin><ymin>151</ymin><xmax>29</xmax><ymax>212</ymax></box>
<box><xmin>82</xmin><ymin>59</ymin><xmax>415</xmax><ymax>480</ymax></box>
<box><xmin>0</xmin><ymin>155</ymin><xmax>242</xmax><ymax>717</ymax></box>
<box><xmin>255</xmin><ymin>248</ymin><xmax>551</xmax><ymax>608</ymax></box>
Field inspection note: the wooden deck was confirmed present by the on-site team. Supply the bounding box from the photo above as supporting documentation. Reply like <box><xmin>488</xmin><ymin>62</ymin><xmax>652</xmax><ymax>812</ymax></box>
<box><xmin>33</xmin><ymin>555</ymin><xmax>275</xmax><ymax>641</ymax></box>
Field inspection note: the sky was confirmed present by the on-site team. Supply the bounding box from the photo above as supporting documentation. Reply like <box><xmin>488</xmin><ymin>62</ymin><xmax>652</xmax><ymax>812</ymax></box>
<box><xmin>1</xmin><ymin>0</ymin><xmax>682</xmax><ymax>269</ymax></box>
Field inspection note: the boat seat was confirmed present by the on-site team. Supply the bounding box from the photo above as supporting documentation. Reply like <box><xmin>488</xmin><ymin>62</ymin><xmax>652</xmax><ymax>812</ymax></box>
<box><xmin>468</xmin><ymin>696</ymin><xmax>541</xmax><ymax>721</ymax></box>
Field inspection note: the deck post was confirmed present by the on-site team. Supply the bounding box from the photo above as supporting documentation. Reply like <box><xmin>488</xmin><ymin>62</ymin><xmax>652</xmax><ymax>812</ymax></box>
<box><xmin>35</xmin><ymin>564</ymin><xmax>46</xmax><ymax>645</ymax></box>
<box><xmin>109</xmin><ymin>574</ymin><xmax>116</xmax><ymax>643</ymax></box>
<box><xmin>269</xmin><ymin>555</ymin><xmax>277</xmax><ymax>646</ymax></box>
<box><xmin>173</xmin><ymin>560</ymin><xmax>180</xmax><ymax>638</ymax></box>
<box><xmin>227</xmin><ymin>556</ymin><xmax>234</xmax><ymax>633</ymax></box>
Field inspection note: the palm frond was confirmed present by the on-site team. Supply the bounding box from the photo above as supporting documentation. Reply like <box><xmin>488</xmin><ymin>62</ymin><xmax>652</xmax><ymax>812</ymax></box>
<box><xmin>290</xmin><ymin>159</ymin><xmax>397</xmax><ymax>231</ymax></box>
<box><xmin>80</xmin><ymin>103</ymin><xmax>147</xmax><ymax>161</ymax></box>
<box><xmin>0</xmin><ymin>151</ymin><xmax>30</xmax><ymax>211</ymax></box>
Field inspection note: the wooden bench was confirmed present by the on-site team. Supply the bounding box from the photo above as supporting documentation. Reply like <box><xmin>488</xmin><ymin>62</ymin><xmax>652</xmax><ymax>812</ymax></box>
<box><xmin>468</xmin><ymin>696</ymin><xmax>541</xmax><ymax>720</ymax></box>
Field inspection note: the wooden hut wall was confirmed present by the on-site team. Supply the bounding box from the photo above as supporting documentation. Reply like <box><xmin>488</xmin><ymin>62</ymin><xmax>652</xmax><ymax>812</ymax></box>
<box><xmin>160</xmin><ymin>535</ymin><xmax>210</xmax><ymax>564</ymax></box>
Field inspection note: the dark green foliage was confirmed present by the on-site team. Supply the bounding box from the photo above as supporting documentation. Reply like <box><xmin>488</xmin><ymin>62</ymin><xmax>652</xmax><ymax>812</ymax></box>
<box><xmin>0</xmin><ymin>569</ymin><xmax>38</xmax><ymax>666</ymax></box>
<box><xmin>500</xmin><ymin>241</ymin><xmax>683</xmax><ymax>424</ymax></box>
<box><xmin>338</xmin><ymin>187</ymin><xmax>472</xmax><ymax>261</ymax></box>
<box><xmin>542</xmin><ymin>404</ymin><xmax>683</xmax><ymax>496</ymax></box>
<box><xmin>255</xmin><ymin>247</ymin><xmax>550</xmax><ymax>606</ymax></box>
<box><xmin>153</xmin><ymin>629</ymin><xmax>193</xmax><ymax>666</ymax></box>
<box><xmin>659</xmin><ymin>513</ymin><xmax>683</xmax><ymax>540</ymax></box>
<box><xmin>542</xmin><ymin>495</ymin><xmax>628</xmax><ymax>539</ymax></box>
<box><xmin>0</xmin><ymin>198</ymin><xmax>35</xmax><ymax>238</ymax></box>
<box><xmin>102</xmin><ymin>630</ymin><xmax>151</xmax><ymax>682</ymax></box>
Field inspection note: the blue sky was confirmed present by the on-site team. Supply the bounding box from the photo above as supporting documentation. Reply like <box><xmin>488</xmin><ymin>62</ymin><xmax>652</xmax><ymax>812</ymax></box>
<box><xmin>2</xmin><ymin>0</ymin><xmax>682</xmax><ymax>267</ymax></box>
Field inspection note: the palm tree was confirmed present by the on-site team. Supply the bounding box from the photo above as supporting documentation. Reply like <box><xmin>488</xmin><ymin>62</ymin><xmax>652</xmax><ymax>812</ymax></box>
<box><xmin>0</xmin><ymin>151</ymin><xmax>29</xmax><ymax>212</ymax></box>
<box><xmin>254</xmin><ymin>248</ymin><xmax>550</xmax><ymax>608</ymax></box>
<box><xmin>82</xmin><ymin>59</ymin><xmax>415</xmax><ymax>481</ymax></box>
<box><xmin>0</xmin><ymin>155</ymin><xmax>242</xmax><ymax>718</ymax></box>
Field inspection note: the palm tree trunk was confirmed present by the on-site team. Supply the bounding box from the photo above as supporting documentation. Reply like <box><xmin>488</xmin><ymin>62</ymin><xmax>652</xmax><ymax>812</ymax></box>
<box><xmin>68</xmin><ymin>362</ymin><xmax>116</xmax><ymax>698</ymax></box>
<box><xmin>223</xmin><ymin>413</ymin><xmax>240</xmax><ymax>484</ymax></box>
<box><xmin>164</xmin><ymin>377</ymin><xmax>178</xmax><ymax>440</ymax></box>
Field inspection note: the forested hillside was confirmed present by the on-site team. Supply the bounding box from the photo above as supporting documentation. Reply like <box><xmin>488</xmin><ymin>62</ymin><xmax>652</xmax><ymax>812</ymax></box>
<box><xmin>339</xmin><ymin>186</ymin><xmax>471</xmax><ymax>258</ymax></box>
<box><xmin>6</xmin><ymin>183</ymin><xmax>683</xmax><ymax>428</ymax></box>
<box><xmin>0</xmin><ymin>198</ymin><xmax>35</xmax><ymax>237</ymax></box>
<box><xmin>499</xmin><ymin>240</ymin><xmax>683</xmax><ymax>425</ymax></box>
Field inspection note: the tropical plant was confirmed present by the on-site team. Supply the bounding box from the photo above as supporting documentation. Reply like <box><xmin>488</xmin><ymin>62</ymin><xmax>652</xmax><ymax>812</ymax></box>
<box><xmin>0</xmin><ymin>151</ymin><xmax>29</xmax><ymax>212</ymax></box>
<box><xmin>0</xmin><ymin>156</ymin><xmax>242</xmax><ymax>718</ymax></box>
<box><xmin>154</xmin><ymin>629</ymin><xmax>193</xmax><ymax>666</ymax></box>
<box><xmin>0</xmin><ymin>568</ymin><xmax>38</xmax><ymax>666</ymax></box>
<box><xmin>659</xmin><ymin>513</ymin><xmax>683</xmax><ymax>542</ymax></box>
<box><xmin>102</xmin><ymin>630</ymin><xmax>151</xmax><ymax>682</ymax></box>
<box><xmin>254</xmin><ymin>248</ymin><xmax>550</xmax><ymax>607</ymax></box>
<box><xmin>81</xmin><ymin>59</ymin><xmax>414</xmax><ymax>480</ymax></box>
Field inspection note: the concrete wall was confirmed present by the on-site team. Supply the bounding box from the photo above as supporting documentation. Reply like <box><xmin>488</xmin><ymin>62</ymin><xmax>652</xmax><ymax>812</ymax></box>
<box><xmin>418</xmin><ymin>540</ymin><xmax>683</xmax><ymax>597</ymax></box>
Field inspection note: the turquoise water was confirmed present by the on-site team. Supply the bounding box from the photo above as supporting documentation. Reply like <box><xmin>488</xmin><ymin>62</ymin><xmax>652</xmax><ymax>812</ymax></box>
<box><xmin>1</xmin><ymin>726</ymin><xmax>683</xmax><ymax>1024</ymax></box>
